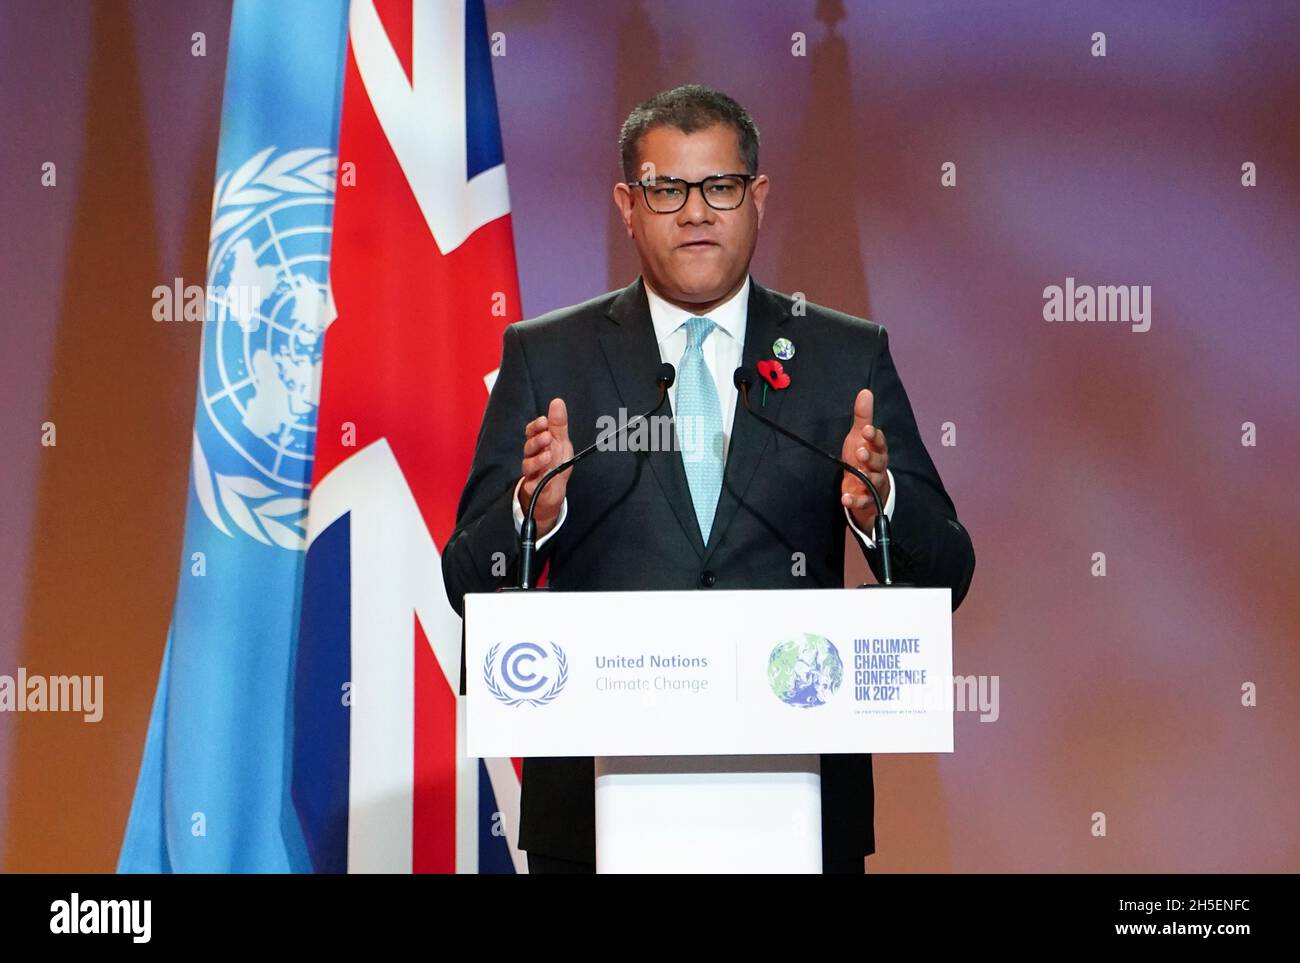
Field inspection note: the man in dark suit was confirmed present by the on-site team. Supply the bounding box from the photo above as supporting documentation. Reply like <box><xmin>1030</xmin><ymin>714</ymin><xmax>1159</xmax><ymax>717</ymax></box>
<box><xmin>442</xmin><ymin>84</ymin><xmax>975</xmax><ymax>873</ymax></box>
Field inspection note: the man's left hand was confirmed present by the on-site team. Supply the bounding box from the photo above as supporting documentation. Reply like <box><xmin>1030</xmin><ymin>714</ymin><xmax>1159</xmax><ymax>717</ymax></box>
<box><xmin>840</xmin><ymin>388</ymin><xmax>890</xmax><ymax>532</ymax></box>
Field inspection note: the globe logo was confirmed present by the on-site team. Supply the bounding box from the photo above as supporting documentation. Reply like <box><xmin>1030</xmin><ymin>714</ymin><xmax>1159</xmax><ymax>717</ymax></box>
<box><xmin>191</xmin><ymin>147</ymin><xmax>337</xmax><ymax>550</ymax></box>
<box><xmin>767</xmin><ymin>633</ymin><xmax>844</xmax><ymax>708</ymax></box>
<box><xmin>202</xmin><ymin>150</ymin><xmax>337</xmax><ymax>491</ymax></box>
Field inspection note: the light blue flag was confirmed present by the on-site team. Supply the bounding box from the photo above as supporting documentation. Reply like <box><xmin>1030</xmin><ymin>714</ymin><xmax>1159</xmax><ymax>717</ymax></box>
<box><xmin>118</xmin><ymin>0</ymin><xmax>349</xmax><ymax>872</ymax></box>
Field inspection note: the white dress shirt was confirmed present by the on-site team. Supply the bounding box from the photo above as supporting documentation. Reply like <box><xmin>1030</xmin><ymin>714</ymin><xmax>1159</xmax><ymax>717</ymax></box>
<box><xmin>513</xmin><ymin>275</ymin><xmax>896</xmax><ymax>548</ymax></box>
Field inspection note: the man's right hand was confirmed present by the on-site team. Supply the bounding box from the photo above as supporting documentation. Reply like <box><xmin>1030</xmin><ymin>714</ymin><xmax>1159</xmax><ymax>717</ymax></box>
<box><xmin>519</xmin><ymin>398</ymin><xmax>574</xmax><ymax>538</ymax></box>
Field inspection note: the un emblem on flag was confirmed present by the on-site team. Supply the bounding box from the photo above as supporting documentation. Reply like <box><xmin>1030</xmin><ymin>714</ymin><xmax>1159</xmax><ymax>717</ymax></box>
<box><xmin>194</xmin><ymin>146</ymin><xmax>337</xmax><ymax>550</ymax></box>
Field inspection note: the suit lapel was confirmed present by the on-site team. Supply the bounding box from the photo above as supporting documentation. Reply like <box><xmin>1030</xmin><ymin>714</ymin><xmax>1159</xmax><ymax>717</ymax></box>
<box><xmin>599</xmin><ymin>277</ymin><xmax>707</xmax><ymax>558</ymax></box>
<box><xmin>703</xmin><ymin>279</ymin><xmax>792</xmax><ymax>562</ymax></box>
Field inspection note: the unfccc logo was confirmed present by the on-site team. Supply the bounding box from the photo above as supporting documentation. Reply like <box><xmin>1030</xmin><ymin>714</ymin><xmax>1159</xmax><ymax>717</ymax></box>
<box><xmin>483</xmin><ymin>642</ymin><xmax>568</xmax><ymax>707</ymax></box>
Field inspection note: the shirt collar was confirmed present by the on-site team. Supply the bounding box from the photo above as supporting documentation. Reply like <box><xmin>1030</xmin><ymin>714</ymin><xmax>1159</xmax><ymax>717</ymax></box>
<box><xmin>644</xmin><ymin>274</ymin><xmax>750</xmax><ymax>348</ymax></box>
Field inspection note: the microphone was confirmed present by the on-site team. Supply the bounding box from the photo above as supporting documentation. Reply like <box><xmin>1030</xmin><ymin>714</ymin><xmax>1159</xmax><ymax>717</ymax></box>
<box><xmin>517</xmin><ymin>362</ymin><xmax>676</xmax><ymax>589</ymax></box>
<box><xmin>733</xmin><ymin>366</ymin><xmax>898</xmax><ymax>586</ymax></box>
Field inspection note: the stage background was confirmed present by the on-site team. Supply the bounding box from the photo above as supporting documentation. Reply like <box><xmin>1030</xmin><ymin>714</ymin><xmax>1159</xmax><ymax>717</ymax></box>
<box><xmin>1</xmin><ymin>0</ymin><xmax>1296</xmax><ymax>872</ymax></box>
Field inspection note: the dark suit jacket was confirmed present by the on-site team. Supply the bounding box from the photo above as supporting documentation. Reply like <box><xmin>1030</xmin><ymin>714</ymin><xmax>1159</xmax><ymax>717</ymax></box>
<box><xmin>442</xmin><ymin>275</ymin><xmax>975</xmax><ymax>865</ymax></box>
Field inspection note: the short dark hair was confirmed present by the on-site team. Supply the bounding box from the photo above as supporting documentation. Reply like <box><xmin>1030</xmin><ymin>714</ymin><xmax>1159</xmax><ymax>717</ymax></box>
<box><xmin>619</xmin><ymin>84</ymin><xmax>760</xmax><ymax>183</ymax></box>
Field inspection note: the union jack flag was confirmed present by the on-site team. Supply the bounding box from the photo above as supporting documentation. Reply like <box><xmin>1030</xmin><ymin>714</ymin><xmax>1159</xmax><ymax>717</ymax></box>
<box><xmin>293</xmin><ymin>0</ymin><xmax>524</xmax><ymax>874</ymax></box>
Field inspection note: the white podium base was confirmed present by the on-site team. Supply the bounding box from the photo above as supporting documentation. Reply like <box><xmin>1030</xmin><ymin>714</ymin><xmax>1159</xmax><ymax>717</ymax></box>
<box><xmin>593</xmin><ymin>754</ymin><xmax>822</xmax><ymax>873</ymax></box>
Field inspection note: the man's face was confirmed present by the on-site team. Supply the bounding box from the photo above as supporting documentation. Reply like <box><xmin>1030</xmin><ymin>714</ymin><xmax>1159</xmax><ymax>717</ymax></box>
<box><xmin>614</xmin><ymin>123</ymin><xmax>769</xmax><ymax>310</ymax></box>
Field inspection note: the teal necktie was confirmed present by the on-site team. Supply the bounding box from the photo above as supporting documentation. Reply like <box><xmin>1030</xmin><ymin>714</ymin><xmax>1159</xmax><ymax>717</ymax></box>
<box><xmin>677</xmin><ymin>316</ymin><xmax>725</xmax><ymax>542</ymax></box>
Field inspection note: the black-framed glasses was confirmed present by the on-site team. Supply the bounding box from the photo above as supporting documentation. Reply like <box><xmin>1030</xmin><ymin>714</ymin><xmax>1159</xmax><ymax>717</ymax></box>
<box><xmin>627</xmin><ymin>173</ymin><xmax>757</xmax><ymax>213</ymax></box>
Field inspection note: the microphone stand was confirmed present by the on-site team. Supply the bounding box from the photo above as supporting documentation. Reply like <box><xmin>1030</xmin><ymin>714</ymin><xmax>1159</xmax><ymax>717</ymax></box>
<box><xmin>734</xmin><ymin>368</ymin><xmax>898</xmax><ymax>587</ymax></box>
<box><xmin>516</xmin><ymin>364</ymin><xmax>676</xmax><ymax>590</ymax></box>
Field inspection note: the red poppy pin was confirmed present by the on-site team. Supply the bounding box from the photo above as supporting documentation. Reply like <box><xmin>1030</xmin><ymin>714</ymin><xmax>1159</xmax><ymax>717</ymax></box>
<box><xmin>756</xmin><ymin>358</ymin><xmax>791</xmax><ymax>406</ymax></box>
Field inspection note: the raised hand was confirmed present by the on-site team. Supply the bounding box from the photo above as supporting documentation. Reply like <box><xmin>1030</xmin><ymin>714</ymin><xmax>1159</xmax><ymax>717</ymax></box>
<box><xmin>839</xmin><ymin>388</ymin><xmax>890</xmax><ymax>533</ymax></box>
<box><xmin>518</xmin><ymin>397</ymin><xmax>574</xmax><ymax>537</ymax></box>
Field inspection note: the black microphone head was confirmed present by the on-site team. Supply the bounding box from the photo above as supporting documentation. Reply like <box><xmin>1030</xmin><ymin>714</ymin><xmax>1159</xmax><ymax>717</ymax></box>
<box><xmin>657</xmin><ymin>362</ymin><xmax>676</xmax><ymax>389</ymax></box>
<box><xmin>732</xmin><ymin>366</ymin><xmax>753</xmax><ymax>390</ymax></box>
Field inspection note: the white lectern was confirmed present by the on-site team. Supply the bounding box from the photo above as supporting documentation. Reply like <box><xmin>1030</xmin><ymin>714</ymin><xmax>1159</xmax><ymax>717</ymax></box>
<box><xmin>465</xmin><ymin>587</ymin><xmax>952</xmax><ymax>873</ymax></box>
